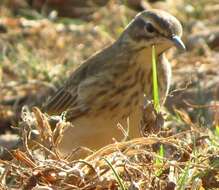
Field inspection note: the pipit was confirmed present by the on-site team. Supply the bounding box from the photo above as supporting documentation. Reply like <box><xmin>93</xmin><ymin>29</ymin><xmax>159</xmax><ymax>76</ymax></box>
<box><xmin>43</xmin><ymin>9</ymin><xmax>185</xmax><ymax>156</ymax></box>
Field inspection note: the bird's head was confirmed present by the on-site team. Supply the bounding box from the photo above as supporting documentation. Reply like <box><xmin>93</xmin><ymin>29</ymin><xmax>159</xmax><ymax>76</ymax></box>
<box><xmin>119</xmin><ymin>9</ymin><xmax>185</xmax><ymax>53</ymax></box>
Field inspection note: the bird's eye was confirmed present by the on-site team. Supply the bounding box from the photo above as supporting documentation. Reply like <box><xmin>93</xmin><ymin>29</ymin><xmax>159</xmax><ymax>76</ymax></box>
<box><xmin>145</xmin><ymin>23</ymin><xmax>155</xmax><ymax>33</ymax></box>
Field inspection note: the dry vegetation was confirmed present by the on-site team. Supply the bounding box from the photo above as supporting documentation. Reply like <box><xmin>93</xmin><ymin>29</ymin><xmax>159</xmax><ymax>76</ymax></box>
<box><xmin>0</xmin><ymin>0</ymin><xmax>219</xmax><ymax>189</ymax></box>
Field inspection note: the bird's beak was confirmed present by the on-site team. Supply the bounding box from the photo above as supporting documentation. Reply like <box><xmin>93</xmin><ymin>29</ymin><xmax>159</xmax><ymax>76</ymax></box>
<box><xmin>171</xmin><ymin>35</ymin><xmax>186</xmax><ymax>50</ymax></box>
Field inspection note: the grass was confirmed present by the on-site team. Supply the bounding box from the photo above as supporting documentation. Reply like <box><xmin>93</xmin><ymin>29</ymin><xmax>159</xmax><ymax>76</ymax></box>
<box><xmin>177</xmin><ymin>161</ymin><xmax>191</xmax><ymax>190</ymax></box>
<box><xmin>155</xmin><ymin>144</ymin><xmax>165</xmax><ymax>177</ymax></box>
<box><xmin>152</xmin><ymin>45</ymin><xmax>160</xmax><ymax>112</ymax></box>
<box><xmin>102</xmin><ymin>158</ymin><xmax>127</xmax><ymax>190</ymax></box>
<box><xmin>1</xmin><ymin>109</ymin><xmax>218</xmax><ymax>189</ymax></box>
<box><xmin>216</xmin><ymin>125</ymin><xmax>219</xmax><ymax>137</ymax></box>
<box><xmin>0</xmin><ymin>0</ymin><xmax>219</xmax><ymax>189</ymax></box>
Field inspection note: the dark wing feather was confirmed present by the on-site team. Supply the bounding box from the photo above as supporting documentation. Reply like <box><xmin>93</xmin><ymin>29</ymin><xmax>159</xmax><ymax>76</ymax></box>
<box><xmin>65</xmin><ymin>104</ymin><xmax>90</xmax><ymax>121</ymax></box>
<box><xmin>43</xmin><ymin>43</ymin><xmax>128</xmax><ymax>120</ymax></box>
<box><xmin>43</xmin><ymin>87</ymin><xmax>78</xmax><ymax>115</ymax></box>
<box><xmin>43</xmin><ymin>56</ymin><xmax>98</xmax><ymax>116</ymax></box>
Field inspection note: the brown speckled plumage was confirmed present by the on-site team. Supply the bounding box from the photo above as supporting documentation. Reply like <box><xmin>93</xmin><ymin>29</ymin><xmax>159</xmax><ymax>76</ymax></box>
<box><xmin>43</xmin><ymin>9</ymin><xmax>184</xmax><ymax>156</ymax></box>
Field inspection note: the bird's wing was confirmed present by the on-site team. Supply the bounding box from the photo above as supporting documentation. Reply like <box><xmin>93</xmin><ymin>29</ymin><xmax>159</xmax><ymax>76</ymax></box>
<box><xmin>43</xmin><ymin>44</ymin><xmax>121</xmax><ymax>119</ymax></box>
<box><xmin>43</xmin><ymin>86</ymin><xmax>78</xmax><ymax>115</ymax></box>
<box><xmin>43</xmin><ymin>73</ymin><xmax>114</xmax><ymax>120</ymax></box>
<box><xmin>43</xmin><ymin>61</ymin><xmax>94</xmax><ymax>117</ymax></box>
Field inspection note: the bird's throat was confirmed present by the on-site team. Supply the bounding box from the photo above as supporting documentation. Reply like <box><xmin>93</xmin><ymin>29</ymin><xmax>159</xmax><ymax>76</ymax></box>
<box><xmin>133</xmin><ymin>47</ymin><xmax>171</xmax><ymax>103</ymax></box>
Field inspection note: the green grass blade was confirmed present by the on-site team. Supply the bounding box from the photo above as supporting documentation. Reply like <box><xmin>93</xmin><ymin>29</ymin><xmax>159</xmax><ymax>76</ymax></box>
<box><xmin>155</xmin><ymin>144</ymin><xmax>164</xmax><ymax>166</ymax></box>
<box><xmin>155</xmin><ymin>144</ymin><xmax>165</xmax><ymax>176</ymax></box>
<box><xmin>152</xmin><ymin>45</ymin><xmax>160</xmax><ymax>112</ymax></box>
<box><xmin>177</xmin><ymin>162</ymin><xmax>190</xmax><ymax>190</ymax></box>
<box><xmin>215</xmin><ymin>125</ymin><xmax>219</xmax><ymax>137</ymax></box>
<box><xmin>102</xmin><ymin>158</ymin><xmax>127</xmax><ymax>190</ymax></box>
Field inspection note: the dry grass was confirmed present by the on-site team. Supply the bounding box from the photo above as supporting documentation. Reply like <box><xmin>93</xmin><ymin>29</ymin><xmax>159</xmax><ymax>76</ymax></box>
<box><xmin>0</xmin><ymin>0</ymin><xmax>219</xmax><ymax>189</ymax></box>
<box><xmin>1</xmin><ymin>107</ymin><xmax>218</xmax><ymax>189</ymax></box>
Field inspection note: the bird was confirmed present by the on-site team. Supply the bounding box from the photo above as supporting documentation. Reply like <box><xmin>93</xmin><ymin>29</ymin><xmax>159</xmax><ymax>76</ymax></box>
<box><xmin>43</xmin><ymin>9</ymin><xmax>185</xmax><ymax>157</ymax></box>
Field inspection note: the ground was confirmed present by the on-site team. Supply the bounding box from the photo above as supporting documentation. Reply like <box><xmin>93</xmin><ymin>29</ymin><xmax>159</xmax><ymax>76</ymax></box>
<box><xmin>0</xmin><ymin>0</ymin><xmax>219</xmax><ymax>189</ymax></box>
